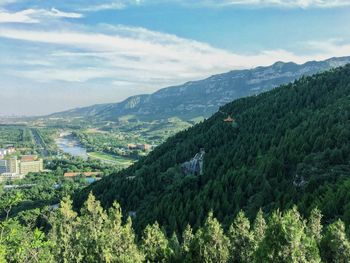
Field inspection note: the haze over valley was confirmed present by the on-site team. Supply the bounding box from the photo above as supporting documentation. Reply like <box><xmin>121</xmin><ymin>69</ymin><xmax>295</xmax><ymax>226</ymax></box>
<box><xmin>1</xmin><ymin>1</ymin><xmax>350</xmax><ymax>262</ymax></box>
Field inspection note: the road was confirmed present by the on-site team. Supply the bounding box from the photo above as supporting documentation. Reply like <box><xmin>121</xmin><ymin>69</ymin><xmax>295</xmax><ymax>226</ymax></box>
<box><xmin>30</xmin><ymin>128</ymin><xmax>49</xmax><ymax>157</ymax></box>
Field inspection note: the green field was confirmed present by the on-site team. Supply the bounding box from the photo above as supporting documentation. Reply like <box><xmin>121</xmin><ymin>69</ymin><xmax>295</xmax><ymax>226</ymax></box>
<box><xmin>87</xmin><ymin>152</ymin><xmax>134</xmax><ymax>167</ymax></box>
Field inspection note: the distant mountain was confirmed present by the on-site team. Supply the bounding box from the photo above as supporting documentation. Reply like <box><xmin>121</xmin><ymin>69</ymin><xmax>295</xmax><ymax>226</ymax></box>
<box><xmin>76</xmin><ymin>64</ymin><xmax>350</xmax><ymax>235</ymax></box>
<box><xmin>50</xmin><ymin>56</ymin><xmax>350</xmax><ymax>121</ymax></box>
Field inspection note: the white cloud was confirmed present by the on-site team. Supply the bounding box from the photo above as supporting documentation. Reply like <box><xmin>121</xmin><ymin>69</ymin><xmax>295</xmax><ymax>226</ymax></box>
<box><xmin>0</xmin><ymin>8</ymin><xmax>82</xmax><ymax>23</ymax></box>
<box><xmin>0</xmin><ymin>22</ymin><xmax>349</xmax><ymax>115</ymax></box>
<box><xmin>48</xmin><ymin>8</ymin><xmax>83</xmax><ymax>18</ymax></box>
<box><xmin>80</xmin><ymin>0</ymin><xmax>143</xmax><ymax>11</ymax></box>
<box><xmin>80</xmin><ymin>2</ymin><xmax>126</xmax><ymax>11</ymax></box>
<box><xmin>0</xmin><ymin>9</ymin><xmax>38</xmax><ymax>23</ymax></box>
<box><xmin>171</xmin><ymin>0</ymin><xmax>350</xmax><ymax>8</ymax></box>
<box><xmin>1</xmin><ymin>26</ymin><xmax>348</xmax><ymax>84</ymax></box>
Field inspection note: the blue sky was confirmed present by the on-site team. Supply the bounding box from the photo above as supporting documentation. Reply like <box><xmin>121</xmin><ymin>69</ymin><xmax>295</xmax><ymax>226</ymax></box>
<box><xmin>1</xmin><ymin>0</ymin><xmax>350</xmax><ymax>115</ymax></box>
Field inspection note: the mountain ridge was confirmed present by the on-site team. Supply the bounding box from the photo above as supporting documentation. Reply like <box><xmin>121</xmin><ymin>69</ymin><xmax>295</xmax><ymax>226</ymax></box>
<box><xmin>50</xmin><ymin>56</ymin><xmax>350</xmax><ymax>121</ymax></box>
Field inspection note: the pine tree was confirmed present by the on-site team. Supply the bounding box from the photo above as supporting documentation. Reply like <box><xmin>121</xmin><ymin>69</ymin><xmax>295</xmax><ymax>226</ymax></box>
<box><xmin>181</xmin><ymin>224</ymin><xmax>194</xmax><ymax>262</ymax></box>
<box><xmin>307</xmin><ymin>208</ymin><xmax>323</xmax><ymax>243</ymax></box>
<box><xmin>252</xmin><ymin>209</ymin><xmax>266</xmax><ymax>247</ymax></box>
<box><xmin>169</xmin><ymin>232</ymin><xmax>182</xmax><ymax>263</ymax></box>
<box><xmin>50</xmin><ymin>196</ymin><xmax>80</xmax><ymax>263</ymax></box>
<box><xmin>228</xmin><ymin>210</ymin><xmax>254</xmax><ymax>263</ymax></box>
<box><xmin>257</xmin><ymin>207</ymin><xmax>320</xmax><ymax>263</ymax></box>
<box><xmin>78</xmin><ymin>192</ymin><xmax>108</xmax><ymax>263</ymax></box>
<box><xmin>320</xmin><ymin>219</ymin><xmax>350</xmax><ymax>263</ymax></box>
<box><xmin>190</xmin><ymin>212</ymin><xmax>230</xmax><ymax>263</ymax></box>
<box><xmin>105</xmin><ymin>202</ymin><xmax>144</xmax><ymax>262</ymax></box>
<box><xmin>141</xmin><ymin>222</ymin><xmax>172</xmax><ymax>262</ymax></box>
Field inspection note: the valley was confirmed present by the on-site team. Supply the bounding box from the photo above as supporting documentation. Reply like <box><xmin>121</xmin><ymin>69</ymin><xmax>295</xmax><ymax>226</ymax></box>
<box><xmin>1</xmin><ymin>1</ymin><xmax>350</xmax><ymax>261</ymax></box>
<box><xmin>0</xmin><ymin>61</ymin><xmax>350</xmax><ymax>263</ymax></box>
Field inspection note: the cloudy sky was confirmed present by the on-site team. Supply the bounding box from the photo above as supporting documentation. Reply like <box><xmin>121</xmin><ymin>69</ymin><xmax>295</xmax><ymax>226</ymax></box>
<box><xmin>1</xmin><ymin>0</ymin><xmax>350</xmax><ymax>116</ymax></box>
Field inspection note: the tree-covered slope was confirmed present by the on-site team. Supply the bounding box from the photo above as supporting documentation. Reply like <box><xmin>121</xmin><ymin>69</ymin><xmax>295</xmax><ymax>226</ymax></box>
<box><xmin>77</xmin><ymin>65</ymin><xmax>350</xmax><ymax>235</ymax></box>
<box><xmin>52</xmin><ymin>56</ymin><xmax>350</xmax><ymax>121</ymax></box>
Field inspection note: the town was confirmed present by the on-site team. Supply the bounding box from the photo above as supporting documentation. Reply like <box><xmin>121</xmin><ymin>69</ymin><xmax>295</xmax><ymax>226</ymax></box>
<box><xmin>0</xmin><ymin>146</ymin><xmax>44</xmax><ymax>181</ymax></box>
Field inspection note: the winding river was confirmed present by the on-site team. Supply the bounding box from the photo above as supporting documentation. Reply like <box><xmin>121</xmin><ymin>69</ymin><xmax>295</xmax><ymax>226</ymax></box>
<box><xmin>55</xmin><ymin>132</ymin><xmax>88</xmax><ymax>160</ymax></box>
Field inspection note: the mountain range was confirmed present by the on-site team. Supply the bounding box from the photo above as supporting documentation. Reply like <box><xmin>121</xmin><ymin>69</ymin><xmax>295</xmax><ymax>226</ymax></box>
<box><xmin>51</xmin><ymin>56</ymin><xmax>350</xmax><ymax>122</ymax></box>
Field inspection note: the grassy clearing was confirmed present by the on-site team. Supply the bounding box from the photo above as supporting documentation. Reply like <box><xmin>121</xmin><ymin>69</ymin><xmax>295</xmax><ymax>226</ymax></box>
<box><xmin>87</xmin><ymin>152</ymin><xmax>134</xmax><ymax>167</ymax></box>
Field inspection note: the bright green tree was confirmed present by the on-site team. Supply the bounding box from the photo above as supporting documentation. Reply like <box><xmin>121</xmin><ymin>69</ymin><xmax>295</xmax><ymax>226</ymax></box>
<box><xmin>307</xmin><ymin>208</ymin><xmax>323</xmax><ymax>243</ymax></box>
<box><xmin>141</xmin><ymin>222</ymin><xmax>172</xmax><ymax>262</ymax></box>
<box><xmin>320</xmin><ymin>219</ymin><xmax>350</xmax><ymax>263</ymax></box>
<box><xmin>190</xmin><ymin>212</ymin><xmax>230</xmax><ymax>263</ymax></box>
<box><xmin>252</xmin><ymin>209</ymin><xmax>266</xmax><ymax>248</ymax></box>
<box><xmin>181</xmin><ymin>224</ymin><xmax>194</xmax><ymax>262</ymax></box>
<box><xmin>257</xmin><ymin>207</ymin><xmax>320</xmax><ymax>263</ymax></box>
<box><xmin>50</xmin><ymin>196</ymin><xmax>81</xmax><ymax>263</ymax></box>
<box><xmin>228</xmin><ymin>210</ymin><xmax>254</xmax><ymax>263</ymax></box>
<box><xmin>77</xmin><ymin>192</ymin><xmax>108</xmax><ymax>263</ymax></box>
<box><xmin>104</xmin><ymin>202</ymin><xmax>144</xmax><ymax>263</ymax></box>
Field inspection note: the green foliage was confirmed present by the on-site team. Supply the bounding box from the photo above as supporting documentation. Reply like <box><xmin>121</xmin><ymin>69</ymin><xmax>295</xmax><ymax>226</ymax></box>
<box><xmin>188</xmin><ymin>212</ymin><xmax>230</xmax><ymax>263</ymax></box>
<box><xmin>78</xmin><ymin>65</ymin><xmax>350</xmax><ymax>235</ymax></box>
<box><xmin>252</xmin><ymin>209</ymin><xmax>266</xmax><ymax>249</ymax></box>
<box><xmin>50</xmin><ymin>193</ymin><xmax>144</xmax><ymax>263</ymax></box>
<box><xmin>141</xmin><ymin>222</ymin><xmax>172</xmax><ymax>262</ymax></box>
<box><xmin>50</xmin><ymin>197</ymin><xmax>80</xmax><ymax>263</ymax></box>
<box><xmin>0</xmin><ymin>220</ymin><xmax>53</xmax><ymax>263</ymax></box>
<box><xmin>0</xmin><ymin>126</ymin><xmax>34</xmax><ymax>148</ymax></box>
<box><xmin>2</xmin><ymin>192</ymin><xmax>350</xmax><ymax>262</ymax></box>
<box><xmin>307</xmin><ymin>208</ymin><xmax>323</xmax><ymax>243</ymax></box>
<box><xmin>257</xmin><ymin>207</ymin><xmax>320</xmax><ymax>263</ymax></box>
<box><xmin>320</xmin><ymin>220</ymin><xmax>350</xmax><ymax>263</ymax></box>
<box><xmin>228</xmin><ymin>211</ymin><xmax>254</xmax><ymax>263</ymax></box>
<box><xmin>0</xmin><ymin>188</ymin><xmax>53</xmax><ymax>263</ymax></box>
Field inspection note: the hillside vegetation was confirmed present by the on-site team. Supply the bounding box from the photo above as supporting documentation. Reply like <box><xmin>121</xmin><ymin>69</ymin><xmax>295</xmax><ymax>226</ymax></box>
<box><xmin>3</xmin><ymin>192</ymin><xmax>350</xmax><ymax>262</ymax></box>
<box><xmin>77</xmin><ymin>65</ymin><xmax>350</xmax><ymax>236</ymax></box>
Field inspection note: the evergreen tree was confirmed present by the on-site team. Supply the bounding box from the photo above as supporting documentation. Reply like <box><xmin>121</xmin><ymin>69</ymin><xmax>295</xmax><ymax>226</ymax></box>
<box><xmin>307</xmin><ymin>208</ymin><xmax>323</xmax><ymax>243</ymax></box>
<box><xmin>78</xmin><ymin>193</ymin><xmax>108</xmax><ymax>263</ymax></box>
<box><xmin>141</xmin><ymin>222</ymin><xmax>172</xmax><ymax>262</ymax></box>
<box><xmin>252</xmin><ymin>209</ymin><xmax>266</xmax><ymax>248</ymax></box>
<box><xmin>50</xmin><ymin>196</ymin><xmax>81</xmax><ymax>263</ymax></box>
<box><xmin>169</xmin><ymin>232</ymin><xmax>182</xmax><ymax>263</ymax></box>
<box><xmin>190</xmin><ymin>212</ymin><xmax>230</xmax><ymax>263</ymax></box>
<box><xmin>257</xmin><ymin>207</ymin><xmax>320</xmax><ymax>263</ymax></box>
<box><xmin>105</xmin><ymin>202</ymin><xmax>144</xmax><ymax>263</ymax></box>
<box><xmin>181</xmin><ymin>224</ymin><xmax>194</xmax><ymax>262</ymax></box>
<box><xmin>228</xmin><ymin>210</ymin><xmax>254</xmax><ymax>263</ymax></box>
<box><xmin>320</xmin><ymin>219</ymin><xmax>350</xmax><ymax>263</ymax></box>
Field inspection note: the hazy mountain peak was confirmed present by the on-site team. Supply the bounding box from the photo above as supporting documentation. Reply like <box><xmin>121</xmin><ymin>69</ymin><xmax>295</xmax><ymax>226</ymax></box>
<box><xmin>50</xmin><ymin>56</ymin><xmax>350</xmax><ymax>122</ymax></box>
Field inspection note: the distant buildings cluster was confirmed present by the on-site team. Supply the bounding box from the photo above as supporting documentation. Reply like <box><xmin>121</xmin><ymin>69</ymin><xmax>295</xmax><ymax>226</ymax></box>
<box><xmin>0</xmin><ymin>155</ymin><xmax>44</xmax><ymax>181</ymax></box>
<box><xmin>0</xmin><ymin>146</ymin><xmax>16</xmax><ymax>159</ymax></box>
<box><xmin>127</xmin><ymin>143</ymin><xmax>156</xmax><ymax>151</ymax></box>
<box><xmin>63</xmin><ymin>171</ymin><xmax>101</xmax><ymax>178</ymax></box>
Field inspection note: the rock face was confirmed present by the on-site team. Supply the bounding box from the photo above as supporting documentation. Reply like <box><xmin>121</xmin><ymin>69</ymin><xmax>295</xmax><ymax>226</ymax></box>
<box><xmin>50</xmin><ymin>56</ymin><xmax>350</xmax><ymax>121</ymax></box>
<box><xmin>181</xmin><ymin>148</ymin><xmax>205</xmax><ymax>176</ymax></box>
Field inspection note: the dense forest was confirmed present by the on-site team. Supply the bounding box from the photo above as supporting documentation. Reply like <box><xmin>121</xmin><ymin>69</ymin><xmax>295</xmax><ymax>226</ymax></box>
<box><xmin>77</xmin><ymin>65</ymin><xmax>350</xmax><ymax>236</ymax></box>
<box><xmin>1</xmin><ymin>193</ymin><xmax>350</xmax><ymax>262</ymax></box>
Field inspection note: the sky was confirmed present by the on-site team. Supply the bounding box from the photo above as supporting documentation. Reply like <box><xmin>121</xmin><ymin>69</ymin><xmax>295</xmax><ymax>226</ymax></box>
<box><xmin>0</xmin><ymin>0</ymin><xmax>350</xmax><ymax>116</ymax></box>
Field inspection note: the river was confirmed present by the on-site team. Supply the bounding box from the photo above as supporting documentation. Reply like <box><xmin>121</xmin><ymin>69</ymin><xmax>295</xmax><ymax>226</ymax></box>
<box><xmin>55</xmin><ymin>132</ymin><xmax>88</xmax><ymax>160</ymax></box>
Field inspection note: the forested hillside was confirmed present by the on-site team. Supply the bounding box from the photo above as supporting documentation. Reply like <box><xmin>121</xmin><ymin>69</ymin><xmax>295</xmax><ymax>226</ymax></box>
<box><xmin>77</xmin><ymin>65</ymin><xmax>350</xmax><ymax>236</ymax></box>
